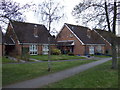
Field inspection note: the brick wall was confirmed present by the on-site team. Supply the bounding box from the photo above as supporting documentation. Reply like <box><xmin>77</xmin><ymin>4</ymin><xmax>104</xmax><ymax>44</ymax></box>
<box><xmin>20</xmin><ymin>44</ymin><xmax>56</xmax><ymax>55</ymax></box>
<box><xmin>85</xmin><ymin>45</ymin><xmax>105</xmax><ymax>55</ymax></box>
<box><xmin>6</xmin><ymin>24</ymin><xmax>21</xmax><ymax>55</ymax></box>
<box><xmin>57</xmin><ymin>26</ymin><xmax>85</xmax><ymax>55</ymax></box>
<box><xmin>99</xmin><ymin>38</ymin><xmax>111</xmax><ymax>55</ymax></box>
<box><xmin>5</xmin><ymin>24</ymin><xmax>57</xmax><ymax>56</ymax></box>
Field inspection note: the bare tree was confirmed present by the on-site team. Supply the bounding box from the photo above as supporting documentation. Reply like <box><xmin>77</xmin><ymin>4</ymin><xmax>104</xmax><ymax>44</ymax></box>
<box><xmin>35</xmin><ymin>0</ymin><xmax>64</xmax><ymax>32</ymax></box>
<box><xmin>35</xmin><ymin>0</ymin><xmax>64</xmax><ymax>71</ymax></box>
<box><xmin>0</xmin><ymin>0</ymin><xmax>31</xmax><ymax>31</ymax></box>
<box><xmin>72</xmin><ymin>0</ymin><xmax>119</xmax><ymax>69</ymax></box>
<box><xmin>72</xmin><ymin>0</ymin><xmax>120</xmax><ymax>30</ymax></box>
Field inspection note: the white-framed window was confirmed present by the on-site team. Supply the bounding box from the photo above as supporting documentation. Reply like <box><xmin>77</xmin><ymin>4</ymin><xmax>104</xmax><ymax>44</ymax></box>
<box><xmin>89</xmin><ymin>46</ymin><xmax>94</xmax><ymax>54</ymax></box>
<box><xmin>96</xmin><ymin>45</ymin><xmax>102</xmax><ymax>53</ymax></box>
<box><xmin>42</xmin><ymin>45</ymin><xmax>49</xmax><ymax>55</ymax></box>
<box><xmin>29</xmin><ymin>45</ymin><xmax>38</xmax><ymax>55</ymax></box>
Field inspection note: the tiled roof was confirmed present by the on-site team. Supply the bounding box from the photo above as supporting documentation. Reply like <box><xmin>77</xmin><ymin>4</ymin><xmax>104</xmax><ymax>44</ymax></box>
<box><xmin>2</xmin><ymin>35</ymin><xmax>15</xmax><ymax>45</ymax></box>
<box><xmin>0</xmin><ymin>26</ymin><xmax>15</xmax><ymax>45</ymax></box>
<box><xmin>10</xmin><ymin>21</ymin><xmax>56</xmax><ymax>44</ymax></box>
<box><xmin>65</xmin><ymin>23</ymin><xmax>105</xmax><ymax>45</ymax></box>
<box><xmin>95</xmin><ymin>29</ymin><xmax>120</xmax><ymax>44</ymax></box>
<box><xmin>94</xmin><ymin>29</ymin><xmax>112</xmax><ymax>44</ymax></box>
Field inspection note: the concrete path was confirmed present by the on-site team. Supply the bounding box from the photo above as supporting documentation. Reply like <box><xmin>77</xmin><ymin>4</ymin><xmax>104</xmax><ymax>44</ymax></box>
<box><xmin>8</xmin><ymin>56</ymin><xmax>26</xmax><ymax>63</ymax></box>
<box><xmin>3</xmin><ymin>57</ymin><xmax>112</xmax><ymax>88</ymax></box>
<box><xmin>4</xmin><ymin>56</ymin><xmax>101</xmax><ymax>64</ymax></box>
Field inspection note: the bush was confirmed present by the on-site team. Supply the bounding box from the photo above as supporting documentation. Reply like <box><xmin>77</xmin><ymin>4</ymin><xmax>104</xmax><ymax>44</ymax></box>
<box><xmin>51</xmin><ymin>48</ymin><xmax>61</xmax><ymax>55</ymax></box>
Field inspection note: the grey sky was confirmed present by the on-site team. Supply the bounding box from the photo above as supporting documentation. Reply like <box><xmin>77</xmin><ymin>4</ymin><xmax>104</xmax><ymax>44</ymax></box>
<box><xmin>12</xmin><ymin>0</ymin><xmax>119</xmax><ymax>35</ymax></box>
<box><xmin>11</xmin><ymin>0</ymin><xmax>83</xmax><ymax>35</ymax></box>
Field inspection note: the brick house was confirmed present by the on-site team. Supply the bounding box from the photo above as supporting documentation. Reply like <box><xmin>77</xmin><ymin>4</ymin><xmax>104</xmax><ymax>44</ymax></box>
<box><xmin>2</xmin><ymin>31</ymin><xmax>15</xmax><ymax>56</ymax></box>
<box><xmin>56</xmin><ymin>23</ymin><xmax>108</xmax><ymax>55</ymax></box>
<box><xmin>3</xmin><ymin>20</ymin><xmax>56</xmax><ymax>56</ymax></box>
<box><xmin>94</xmin><ymin>29</ymin><xmax>120</xmax><ymax>55</ymax></box>
<box><xmin>94</xmin><ymin>29</ymin><xmax>112</xmax><ymax>55</ymax></box>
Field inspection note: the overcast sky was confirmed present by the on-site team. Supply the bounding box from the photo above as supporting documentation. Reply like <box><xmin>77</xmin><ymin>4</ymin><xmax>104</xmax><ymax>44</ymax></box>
<box><xmin>13</xmin><ymin>0</ymin><xmax>81</xmax><ymax>24</ymax></box>
<box><xmin>11</xmin><ymin>0</ymin><xmax>88</xmax><ymax>35</ymax></box>
<box><xmin>12</xmin><ymin>0</ymin><xmax>119</xmax><ymax>35</ymax></box>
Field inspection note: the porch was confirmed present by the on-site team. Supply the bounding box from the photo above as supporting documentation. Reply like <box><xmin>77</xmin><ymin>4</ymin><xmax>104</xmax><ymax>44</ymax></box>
<box><xmin>57</xmin><ymin>40</ymin><xmax>74</xmax><ymax>54</ymax></box>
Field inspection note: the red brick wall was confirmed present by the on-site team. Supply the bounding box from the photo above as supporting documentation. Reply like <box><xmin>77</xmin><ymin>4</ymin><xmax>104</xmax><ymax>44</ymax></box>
<box><xmin>51</xmin><ymin>45</ymin><xmax>56</xmax><ymax>49</ymax></box>
<box><xmin>6</xmin><ymin>24</ymin><xmax>21</xmax><ymax>55</ymax></box>
<box><xmin>93</xmin><ymin>30</ymin><xmax>112</xmax><ymax>55</ymax></box>
<box><xmin>86</xmin><ymin>45</ymin><xmax>105</xmax><ymax>54</ymax></box>
<box><xmin>20</xmin><ymin>44</ymin><xmax>56</xmax><ymax>55</ymax></box>
<box><xmin>104</xmin><ymin>42</ymin><xmax>111</xmax><ymax>55</ymax></box>
<box><xmin>57</xmin><ymin>26</ymin><xmax>85</xmax><ymax>55</ymax></box>
<box><xmin>38</xmin><ymin>45</ymin><xmax>42</xmax><ymax>55</ymax></box>
<box><xmin>6</xmin><ymin>24</ymin><xmax>57</xmax><ymax>56</ymax></box>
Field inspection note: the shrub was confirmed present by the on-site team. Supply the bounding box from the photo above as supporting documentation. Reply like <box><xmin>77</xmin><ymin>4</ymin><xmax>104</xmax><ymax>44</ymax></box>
<box><xmin>51</xmin><ymin>48</ymin><xmax>61</xmax><ymax>55</ymax></box>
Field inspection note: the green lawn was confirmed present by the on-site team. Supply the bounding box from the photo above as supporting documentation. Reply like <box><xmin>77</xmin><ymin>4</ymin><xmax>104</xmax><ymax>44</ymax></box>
<box><xmin>92</xmin><ymin>55</ymin><xmax>111</xmax><ymax>58</ymax></box>
<box><xmin>30</xmin><ymin>55</ymin><xmax>86</xmax><ymax>61</ymax></box>
<box><xmin>2</xmin><ymin>57</ymin><xmax>17</xmax><ymax>64</ymax></box>
<box><xmin>2</xmin><ymin>59</ymin><xmax>96</xmax><ymax>86</ymax></box>
<box><xmin>44</xmin><ymin>60</ymin><xmax>118</xmax><ymax>88</ymax></box>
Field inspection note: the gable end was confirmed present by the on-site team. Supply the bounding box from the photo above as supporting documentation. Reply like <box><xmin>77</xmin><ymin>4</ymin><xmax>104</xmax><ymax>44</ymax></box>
<box><xmin>9</xmin><ymin>21</ymin><xmax>20</xmax><ymax>44</ymax></box>
<box><xmin>94</xmin><ymin>30</ymin><xmax>111</xmax><ymax>46</ymax></box>
<box><xmin>65</xmin><ymin>24</ymin><xmax>85</xmax><ymax>45</ymax></box>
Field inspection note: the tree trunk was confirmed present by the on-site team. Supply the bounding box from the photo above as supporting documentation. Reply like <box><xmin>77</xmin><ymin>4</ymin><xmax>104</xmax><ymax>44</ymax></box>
<box><xmin>48</xmin><ymin>36</ymin><xmax>51</xmax><ymax>72</ymax></box>
<box><xmin>111</xmin><ymin>0</ymin><xmax>117</xmax><ymax>69</ymax></box>
<box><xmin>111</xmin><ymin>37</ymin><xmax>118</xmax><ymax>69</ymax></box>
<box><xmin>48</xmin><ymin>13</ymin><xmax>52</xmax><ymax>72</ymax></box>
<box><xmin>105</xmin><ymin>0</ymin><xmax>111</xmax><ymax>32</ymax></box>
<box><xmin>118</xmin><ymin>44</ymin><xmax>120</xmax><ymax>57</ymax></box>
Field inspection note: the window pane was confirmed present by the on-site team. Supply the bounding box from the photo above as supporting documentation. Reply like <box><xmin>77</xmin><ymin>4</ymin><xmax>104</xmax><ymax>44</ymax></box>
<box><xmin>29</xmin><ymin>45</ymin><xmax>38</xmax><ymax>55</ymax></box>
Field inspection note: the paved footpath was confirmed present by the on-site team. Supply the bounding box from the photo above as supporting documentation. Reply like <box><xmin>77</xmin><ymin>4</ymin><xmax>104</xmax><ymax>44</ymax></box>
<box><xmin>5</xmin><ymin>56</ymin><xmax>101</xmax><ymax>64</ymax></box>
<box><xmin>3</xmin><ymin>57</ymin><xmax>112</xmax><ymax>88</ymax></box>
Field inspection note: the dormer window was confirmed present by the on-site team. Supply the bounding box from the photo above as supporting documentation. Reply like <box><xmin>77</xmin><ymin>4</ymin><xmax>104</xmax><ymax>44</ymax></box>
<box><xmin>72</xmin><ymin>26</ymin><xmax>74</xmax><ymax>30</ymax></box>
<box><xmin>34</xmin><ymin>25</ymin><xmax>38</xmax><ymax>37</ymax></box>
<box><xmin>87</xmin><ymin>29</ymin><xmax>91</xmax><ymax>38</ymax></box>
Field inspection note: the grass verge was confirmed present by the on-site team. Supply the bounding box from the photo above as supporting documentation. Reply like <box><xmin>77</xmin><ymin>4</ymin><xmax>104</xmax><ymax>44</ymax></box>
<box><xmin>2</xmin><ymin>57</ymin><xmax>17</xmax><ymax>64</ymax></box>
<box><xmin>2</xmin><ymin>59</ymin><xmax>96</xmax><ymax>86</ymax></box>
<box><xmin>44</xmin><ymin>60</ymin><xmax>118</xmax><ymax>88</ymax></box>
<box><xmin>30</xmin><ymin>55</ymin><xmax>86</xmax><ymax>61</ymax></box>
<box><xmin>92</xmin><ymin>55</ymin><xmax>111</xmax><ymax>58</ymax></box>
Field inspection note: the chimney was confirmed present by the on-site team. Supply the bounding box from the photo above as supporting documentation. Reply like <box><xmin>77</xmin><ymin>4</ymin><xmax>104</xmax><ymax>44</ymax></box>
<box><xmin>34</xmin><ymin>25</ymin><xmax>38</xmax><ymax>37</ymax></box>
<box><xmin>87</xmin><ymin>29</ymin><xmax>91</xmax><ymax>38</ymax></box>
